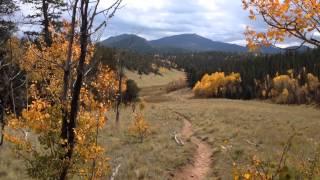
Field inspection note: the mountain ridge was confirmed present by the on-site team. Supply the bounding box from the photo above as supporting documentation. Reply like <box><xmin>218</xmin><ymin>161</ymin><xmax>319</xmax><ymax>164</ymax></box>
<box><xmin>100</xmin><ymin>33</ymin><xmax>305</xmax><ymax>54</ymax></box>
<box><xmin>149</xmin><ymin>33</ymin><xmax>248</xmax><ymax>53</ymax></box>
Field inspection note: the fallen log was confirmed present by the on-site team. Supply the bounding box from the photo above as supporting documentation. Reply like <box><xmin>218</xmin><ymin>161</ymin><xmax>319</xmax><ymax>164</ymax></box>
<box><xmin>110</xmin><ymin>164</ymin><xmax>121</xmax><ymax>180</ymax></box>
<box><xmin>171</xmin><ymin>131</ymin><xmax>184</xmax><ymax>146</ymax></box>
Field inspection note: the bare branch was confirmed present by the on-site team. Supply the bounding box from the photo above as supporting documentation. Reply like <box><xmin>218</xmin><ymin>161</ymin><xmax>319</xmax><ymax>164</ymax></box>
<box><xmin>9</xmin><ymin>70</ymin><xmax>22</xmax><ymax>81</ymax></box>
<box><xmin>94</xmin><ymin>0</ymin><xmax>122</xmax><ymax>16</ymax></box>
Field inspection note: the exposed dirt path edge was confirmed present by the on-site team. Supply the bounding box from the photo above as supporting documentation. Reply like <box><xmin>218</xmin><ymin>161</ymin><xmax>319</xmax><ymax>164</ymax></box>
<box><xmin>172</xmin><ymin>111</ymin><xmax>212</xmax><ymax>180</ymax></box>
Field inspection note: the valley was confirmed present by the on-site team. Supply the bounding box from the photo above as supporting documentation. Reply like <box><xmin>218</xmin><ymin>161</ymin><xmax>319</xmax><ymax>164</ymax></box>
<box><xmin>2</xmin><ymin>0</ymin><xmax>320</xmax><ymax>179</ymax></box>
<box><xmin>2</xmin><ymin>69</ymin><xmax>320</xmax><ymax>179</ymax></box>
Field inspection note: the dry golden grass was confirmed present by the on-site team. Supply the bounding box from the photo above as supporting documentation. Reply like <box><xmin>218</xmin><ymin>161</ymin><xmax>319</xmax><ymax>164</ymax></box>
<box><xmin>165</xmin><ymin>89</ymin><xmax>320</xmax><ymax>179</ymax></box>
<box><xmin>102</xmin><ymin>106</ymin><xmax>195</xmax><ymax>179</ymax></box>
<box><xmin>0</xmin><ymin>144</ymin><xmax>30</xmax><ymax>179</ymax></box>
<box><xmin>128</xmin><ymin>65</ymin><xmax>320</xmax><ymax>178</ymax></box>
<box><xmin>125</xmin><ymin>68</ymin><xmax>185</xmax><ymax>88</ymax></box>
<box><xmin>0</xmin><ymin>103</ymin><xmax>195</xmax><ymax>180</ymax></box>
<box><xmin>1</xmin><ymin>69</ymin><xmax>320</xmax><ymax>179</ymax></box>
<box><xmin>166</xmin><ymin>78</ymin><xmax>188</xmax><ymax>93</ymax></box>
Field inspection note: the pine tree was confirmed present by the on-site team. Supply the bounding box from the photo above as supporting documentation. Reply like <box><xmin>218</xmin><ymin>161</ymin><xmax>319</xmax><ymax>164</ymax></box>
<box><xmin>23</xmin><ymin>0</ymin><xmax>66</xmax><ymax>46</ymax></box>
<box><xmin>0</xmin><ymin>0</ymin><xmax>18</xmax><ymax>44</ymax></box>
<box><xmin>0</xmin><ymin>0</ymin><xmax>21</xmax><ymax>146</ymax></box>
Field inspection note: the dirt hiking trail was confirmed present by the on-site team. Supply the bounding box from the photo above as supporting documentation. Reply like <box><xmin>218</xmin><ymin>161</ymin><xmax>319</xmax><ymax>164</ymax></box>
<box><xmin>172</xmin><ymin>111</ymin><xmax>212</xmax><ymax>180</ymax></box>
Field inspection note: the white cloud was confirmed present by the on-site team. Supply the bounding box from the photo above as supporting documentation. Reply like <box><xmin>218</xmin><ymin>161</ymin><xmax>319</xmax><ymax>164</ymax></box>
<box><xmin>102</xmin><ymin>0</ymin><xmax>251</xmax><ymax>41</ymax></box>
<box><xmin>16</xmin><ymin>0</ymin><xmax>302</xmax><ymax>45</ymax></box>
<box><xmin>228</xmin><ymin>40</ymin><xmax>247</xmax><ymax>47</ymax></box>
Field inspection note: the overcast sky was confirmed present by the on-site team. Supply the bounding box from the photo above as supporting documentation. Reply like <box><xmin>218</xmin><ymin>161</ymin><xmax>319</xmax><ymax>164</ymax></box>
<box><xmin>17</xmin><ymin>0</ymin><xmax>302</xmax><ymax>47</ymax></box>
<box><xmin>99</xmin><ymin>0</ymin><xmax>260</xmax><ymax>45</ymax></box>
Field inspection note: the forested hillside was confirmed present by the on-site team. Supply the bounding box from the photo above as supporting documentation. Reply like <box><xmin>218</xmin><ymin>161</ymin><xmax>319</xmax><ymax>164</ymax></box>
<box><xmin>172</xmin><ymin>49</ymin><xmax>320</xmax><ymax>102</ymax></box>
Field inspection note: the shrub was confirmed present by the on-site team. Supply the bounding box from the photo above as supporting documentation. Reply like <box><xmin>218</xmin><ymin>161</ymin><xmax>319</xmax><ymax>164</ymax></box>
<box><xmin>271</xmin><ymin>75</ymin><xmax>298</xmax><ymax>104</ymax></box>
<box><xmin>166</xmin><ymin>78</ymin><xmax>187</xmax><ymax>93</ymax></box>
<box><xmin>233</xmin><ymin>133</ymin><xmax>320</xmax><ymax>179</ymax></box>
<box><xmin>128</xmin><ymin>113</ymin><xmax>150</xmax><ymax>143</ymax></box>
<box><xmin>123</xmin><ymin>79</ymin><xmax>140</xmax><ymax>103</ymax></box>
<box><xmin>267</xmin><ymin>71</ymin><xmax>320</xmax><ymax>104</ymax></box>
<box><xmin>92</xmin><ymin>65</ymin><xmax>124</xmax><ymax>103</ymax></box>
<box><xmin>306</xmin><ymin>73</ymin><xmax>320</xmax><ymax>104</ymax></box>
<box><xmin>306</xmin><ymin>73</ymin><xmax>320</xmax><ymax>92</ymax></box>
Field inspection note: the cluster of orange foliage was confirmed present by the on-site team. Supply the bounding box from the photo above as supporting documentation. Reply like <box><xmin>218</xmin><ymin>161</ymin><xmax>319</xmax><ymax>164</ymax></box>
<box><xmin>233</xmin><ymin>151</ymin><xmax>320</xmax><ymax>179</ymax></box>
<box><xmin>92</xmin><ymin>65</ymin><xmax>127</xmax><ymax>102</ymax></box>
<box><xmin>233</xmin><ymin>155</ymin><xmax>278</xmax><ymax>180</ymax></box>
<box><xmin>243</xmin><ymin>0</ymin><xmax>320</xmax><ymax>51</ymax></box>
<box><xmin>239</xmin><ymin>1</ymin><xmax>320</xmax><ymax>179</ymax></box>
<box><xmin>194</xmin><ymin>69</ymin><xmax>320</xmax><ymax>104</ymax></box>
<box><xmin>193</xmin><ymin>72</ymin><xmax>242</xmax><ymax>98</ymax></box>
<box><xmin>3</xmin><ymin>23</ymin><xmax>119</xmax><ymax>178</ymax></box>
<box><xmin>128</xmin><ymin>112</ymin><xmax>150</xmax><ymax>143</ymax></box>
<box><xmin>128</xmin><ymin>102</ymin><xmax>150</xmax><ymax>143</ymax></box>
<box><xmin>256</xmin><ymin>69</ymin><xmax>320</xmax><ymax>104</ymax></box>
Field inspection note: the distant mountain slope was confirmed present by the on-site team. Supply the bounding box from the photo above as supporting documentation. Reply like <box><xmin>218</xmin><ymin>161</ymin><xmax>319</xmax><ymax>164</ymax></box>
<box><xmin>149</xmin><ymin>34</ymin><xmax>247</xmax><ymax>53</ymax></box>
<box><xmin>101</xmin><ymin>33</ymin><xmax>308</xmax><ymax>54</ymax></box>
<box><xmin>285</xmin><ymin>45</ymin><xmax>311</xmax><ymax>53</ymax></box>
<box><xmin>101</xmin><ymin>34</ymin><xmax>154</xmax><ymax>53</ymax></box>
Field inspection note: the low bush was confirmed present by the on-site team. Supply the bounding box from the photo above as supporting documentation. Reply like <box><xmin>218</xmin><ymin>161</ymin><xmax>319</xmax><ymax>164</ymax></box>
<box><xmin>128</xmin><ymin>112</ymin><xmax>150</xmax><ymax>143</ymax></box>
<box><xmin>123</xmin><ymin>79</ymin><xmax>140</xmax><ymax>103</ymax></box>
<box><xmin>270</xmin><ymin>75</ymin><xmax>299</xmax><ymax>104</ymax></box>
<box><xmin>166</xmin><ymin>78</ymin><xmax>188</xmax><ymax>93</ymax></box>
<box><xmin>257</xmin><ymin>70</ymin><xmax>320</xmax><ymax>104</ymax></box>
<box><xmin>234</xmin><ymin>133</ymin><xmax>320</xmax><ymax>179</ymax></box>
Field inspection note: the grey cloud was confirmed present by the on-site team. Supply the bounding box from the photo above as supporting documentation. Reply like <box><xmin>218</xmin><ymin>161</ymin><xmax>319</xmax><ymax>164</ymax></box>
<box><xmin>99</xmin><ymin>0</ymin><xmax>274</xmax><ymax>43</ymax></box>
<box><xmin>15</xmin><ymin>0</ymin><xmax>276</xmax><ymax>45</ymax></box>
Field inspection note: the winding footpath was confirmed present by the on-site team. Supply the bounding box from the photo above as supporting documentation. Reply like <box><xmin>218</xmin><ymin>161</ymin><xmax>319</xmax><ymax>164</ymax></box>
<box><xmin>172</xmin><ymin>111</ymin><xmax>212</xmax><ymax>180</ymax></box>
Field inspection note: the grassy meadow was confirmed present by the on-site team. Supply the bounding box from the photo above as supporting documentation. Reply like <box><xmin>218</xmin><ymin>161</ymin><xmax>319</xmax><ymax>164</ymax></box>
<box><xmin>165</xmin><ymin>92</ymin><xmax>320</xmax><ymax>179</ymax></box>
<box><xmin>1</xmin><ymin>68</ymin><xmax>320</xmax><ymax>179</ymax></box>
<box><xmin>125</xmin><ymin>68</ymin><xmax>185</xmax><ymax>88</ymax></box>
<box><xmin>101</xmin><ymin>105</ymin><xmax>195</xmax><ymax>179</ymax></box>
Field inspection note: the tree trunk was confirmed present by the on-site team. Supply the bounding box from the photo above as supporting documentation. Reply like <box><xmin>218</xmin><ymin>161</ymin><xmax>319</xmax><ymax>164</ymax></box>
<box><xmin>115</xmin><ymin>57</ymin><xmax>123</xmax><ymax>126</ymax></box>
<box><xmin>59</xmin><ymin>0</ymin><xmax>89</xmax><ymax>179</ymax></box>
<box><xmin>42</xmin><ymin>0</ymin><xmax>52</xmax><ymax>46</ymax></box>
<box><xmin>60</xmin><ymin>0</ymin><xmax>79</xmax><ymax>146</ymax></box>
<box><xmin>0</xmin><ymin>39</ymin><xmax>17</xmax><ymax>146</ymax></box>
<box><xmin>0</xmin><ymin>103</ymin><xmax>4</xmax><ymax>146</ymax></box>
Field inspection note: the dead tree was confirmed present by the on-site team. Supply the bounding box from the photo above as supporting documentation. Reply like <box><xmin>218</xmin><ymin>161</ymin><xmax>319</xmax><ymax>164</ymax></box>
<box><xmin>0</xmin><ymin>0</ymin><xmax>20</xmax><ymax>147</ymax></box>
<box><xmin>59</xmin><ymin>0</ymin><xmax>122</xmax><ymax>179</ymax></box>
<box><xmin>0</xmin><ymin>102</ymin><xmax>4</xmax><ymax>146</ymax></box>
<box><xmin>60</xmin><ymin>0</ymin><xmax>79</xmax><ymax>149</ymax></box>
<box><xmin>0</xmin><ymin>39</ymin><xmax>26</xmax><ymax>146</ymax></box>
<box><xmin>59</xmin><ymin>0</ymin><xmax>90</xmax><ymax>178</ymax></box>
<box><xmin>115</xmin><ymin>36</ymin><xmax>137</xmax><ymax>126</ymax></box>
<box><xmin>115</xmin><ymin>52</ymin><xmax>124</xmax><ymax>126</ymax></box>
